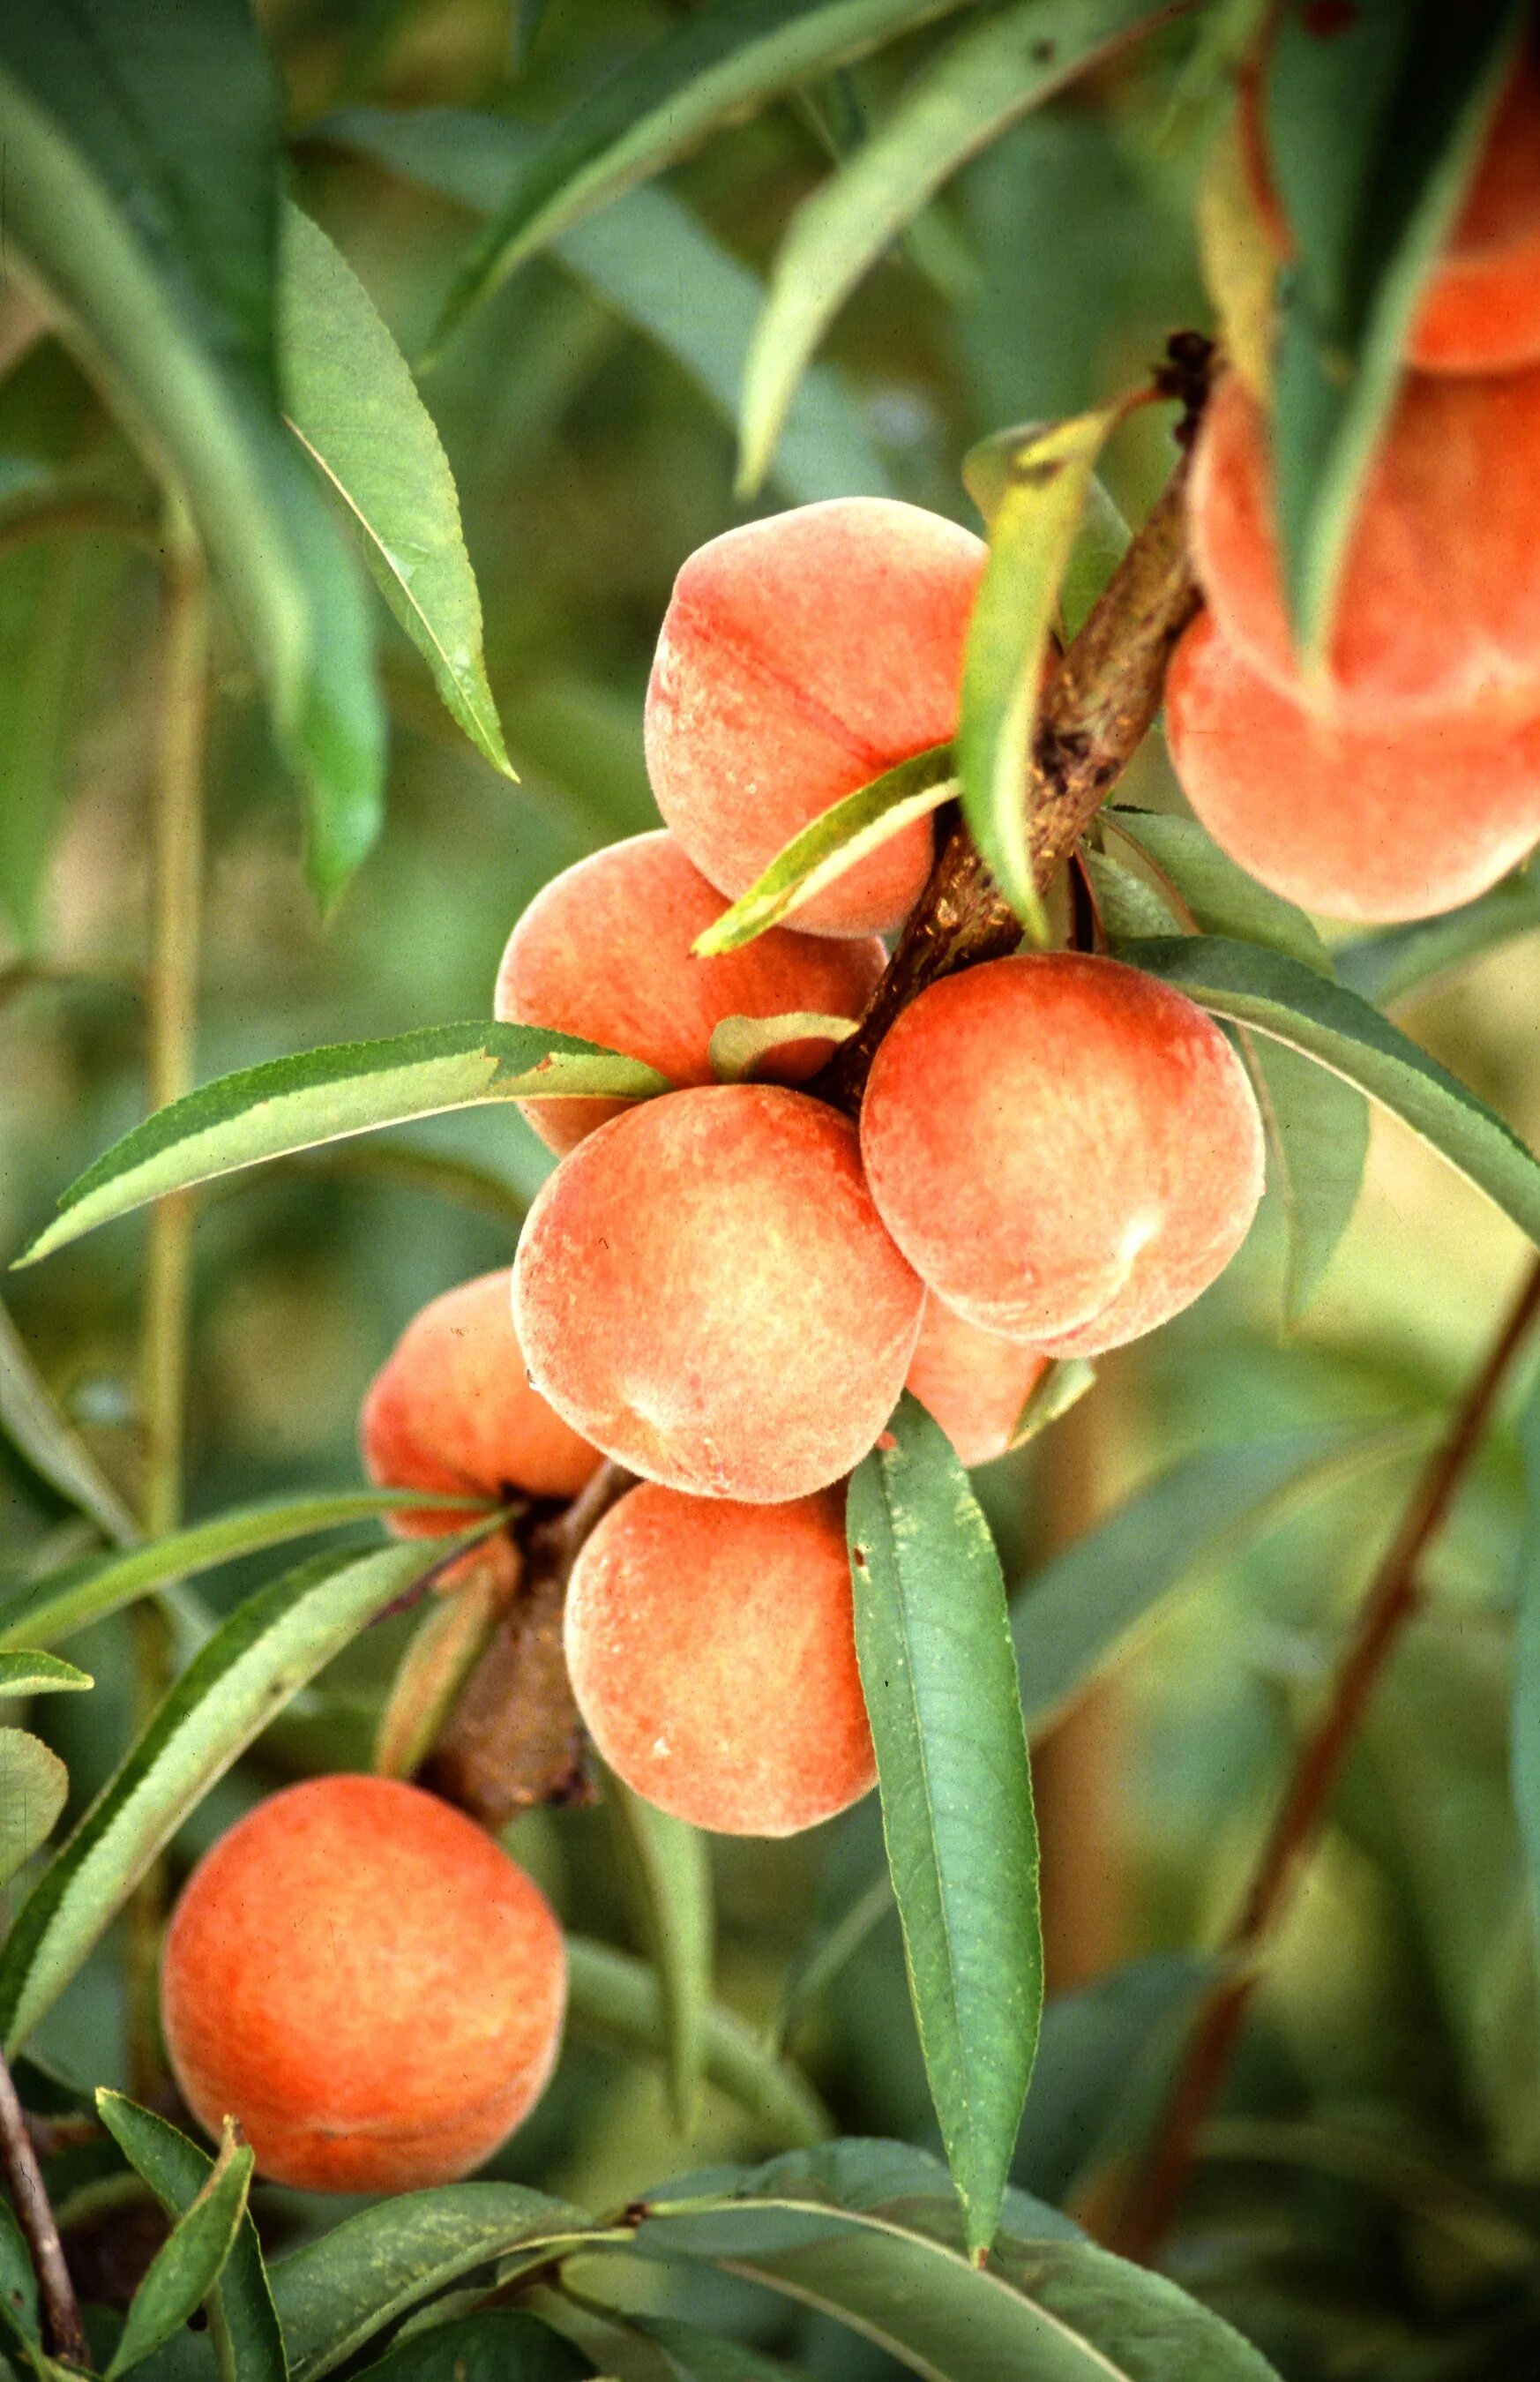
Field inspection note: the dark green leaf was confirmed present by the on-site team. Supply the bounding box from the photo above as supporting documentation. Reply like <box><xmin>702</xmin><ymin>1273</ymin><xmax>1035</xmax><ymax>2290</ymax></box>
<box><xmin>707</xmin><ymin>1014</ymin><xmax>858</xmax><ymax>1085</ymax></box>
<box><xmin>1013</xmin><ymin>1427</ymin><xmax>1417</xmax><ymax>1734</ymax></box>
<box><xmin>108</xmin><ymin>2124</ymin><xmax>255</xmax><ymax>2378</ymax></box>
<box><xmin>0</xmin><ymin>2202</ymin><xmax>38</xmax><ymax>2358</ymax></box>
<box><xmin>1335</xmin><ymin>873</ymin><xmax>1540</xmax><ymax>1007</ymax></box>
<box><xmin>0</xmin><ymin>1653</ymin><xmax>91</xmax><ymax>1696</ymax></box>
<box><xmin>0</xmin><ymin>1730</ymin><xmax>67</xmax><ymax>1890</ymax></box>
<box><xmin>1125</xmin><ymin>935</ymin><xmax>1540</xmax><ymax>1249</ymax></box>
<box><xmin>739</xmin><ymin>0</ymin><xmax>1177</xmax><ymax>491</ymax></box>
<box><xmin>1015</xmin><ymin>1953</ymin><xmax>1218</xmax><ymax>2205</ymax></box>
<box><xmin>0</xmin><ymin>5</ymin><xmax>384</xmax><ymax>904</ymax></box>
<box><xmin>0</xmin><ymin>1532</ymin><xmax>479</xmax><ymax>2050</ymax></box>
<box><xmin>606</xmin><ymin>1773</ymin><xmax>714</xmax><ymax>2132</ymax></box>
<box><xmin>355</xmin><ymin>2311</ymin><xmax>593</xmax><ymax>2380</ymax></box>
<box><xmin>280</xmin><ymin>206</ymin><xmax>511</xmax><ymax>781</ymax></box>
<box><xmin>1103</xmin><ymin>809</ymin><xmax>1330</xmax><ymax>975</ymax></box>
<box><xmin>692</xmin><ymin>748</ymin><xmax>954</xmax><ymax>955</ymax></box>
<box><xmin>96</xmin><ymin>2094</ymin><xmax>287</xmax><ymax>2382</ymax></box>
<box><xmin>0</xmin><ymin>1487</ymin><xmax>476</xmax><ymax>1652</ymax></box>
<box><xmin>848</xmin><ymin>1397</ymin><xmax>1041</xmax><ymax>2259</ymax></box>
<box><xmin>19</xmin><ymin>1023</ymin><xmax>670</xmax><ymax>1267</ymax></box>
<box><xmin>1267</xmin><ymin>4</ymin><xmax>1526</xmax><ymax>663</ymax></box>
<box><xmin>321</xmin><ymin>109</ymin><xmax>893</xmax><ymax>505</ymax></box>
<box><xmin>426</xmin><ymin>0</ymin><xmax>976</xmax><ymax>357</ymax></box>
<box><xmin>959</xmin><ymin>405</ymin><xmax>1125</xmax><ymax>936</ymax></box>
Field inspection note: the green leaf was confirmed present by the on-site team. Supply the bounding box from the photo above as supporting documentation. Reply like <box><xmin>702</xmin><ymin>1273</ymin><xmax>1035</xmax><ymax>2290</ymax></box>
<box><xmin>1125</xmin><ymin>935</ymin><xmax>1540</xmax><ymax>1251</ymax></box>
<box><xmin>1103</xmin><ymin>808</ymin><xmax>1331</xmax><ymax>976</ymax></box>
<box><xmin>321</xmin><ymin>109</ymin><xmax>893</xmax><ymax>506</ymax></box>
<box><xmin>958</xmin><ymin>405</ymin><xmax>1125</xmax><ymax>938</ymax></box>
<box><xmin>769</xmin><ymin>1872</ymin><xmax>895</xmax><ymax>2055</ymax></box>
<box><xmin>0</xmin><ymin>2201</ymin><xmax>39</xmax><ymax>2359</ymax></box>
<box><xmin>565</xmin><ymin>1936</ymin><xmax>831</xmax><ymax>2152</ymax></box>
<box><xmin>692</xmin><ymin>748</ymin><xmax>954</xmax><ymax>955</ymax></box>
<box><xmin>1006</xmin><ymin>1358</ymin><xmax>1096</xmax><ymax>1452</ymax></box>
<box><xmin>1245</xmin><ymin>1036</ymin><xmax>1369</xmax><ymax>1321</ymax></box>
<box><xmin>355</xmin><ymin>2311</ymin><xmax>594</xmax><ymax>2380</ymax></box>
<box><xmin>95</xmin><ymin>2094</ymin><xmax>287</xmax><ymax>2382</ymax></box>
<box><xmin>1512</xmin><ymin>1371</ymin><xmax>1540</xmax><ymax>1987</ymax></box>
<box><xmin>0</xmin><ymin>1532</ymin><xmax>477</xmax><ymax>2050</ymax></box>
<box><xmin>426</xmin><ymin>0</ymin><xmax>976</xmax><ymax>357</ymax></box>
<box><xmin>0</xmin><ymin>1486</ymin><xmax>478</xmax><ymax>1652</ymax></box>
<box><xmin>963</xmin><ymin>442</ymin><xmax>1129</xmax><ymax>640</ymax></box>
<box><xmin>280</xmin><ymin>205</ymin><xmax>511</xmax><ymax>782</ymax></box>
<box><xmin>0</xmin><ymin>1652</ymin><xmax>91</xmax><ymax>1697</ymax></box>
<box><xmin>374</xmin><ymin>1554</ymin><xmax>507</xmax><ymax>1781</ymax></box>
<box><xmin>108</xmin><ymin>2123</ymin><xmax>255</xmax><ymax>2378</ymax></box>
<box><xmin>739</xmin><ymin>0</ymin><xmax>1174</xmax><ymax>492</ymax></box>
<box><xmin>707</xmin><ymin>1013</ymin><xmax>858</xmax><ymax>1085</ymax></box>
<box><xmin>1013</xmin><ymin>1427</ymin><xmax>1417</xmax><ymax>1734</ymax></box>
<box><xmin>0</xmin><ymin>7</ymin><xmax>384</xmax><ymax>905</ymax></box>
<box><xmin>0</xmin><ymin>534</ymin><xmax>125</xmax><ymax>948</ymax></box>
<box><xmin>19</xmin><ymin>1022</ymin><xmax>670</xmax><ymax>1267</ymax></box>
<box><xmin>847</xmin><ymin>1397</ymin><xmax>1042</xmax><ymax>2260</ymax></box>
<box><xmin>0</xmin><ymin>1291</ymin><xmax>138</xmax><ymax>1543</ymax></box>
<box><xmin>606</xmin><ymin>1772</ymin><xmax>714</xmax><ymax>2132</ymax></box>
<box><xmin>0</xmin><ymin>1730</ymin><xmax>67</xmax><ymax>1890</ymax></box>
<box><xmin>1336</xmin><ymin>873</ymin><xmax>1540</xmax><ymax>1007</ymax></box>
<box><xmin>1015</xmin><ymin>1953</ymin><xmax>1218</xmax><ymax>2205</ymax></box>
<box><xmin>270</xmin><ymin>2186</ymin><xmax>594</xmax><ymax>2382</ymax></box>
<box><xmin>1267</xmin><ymin>4</ymin><xmax>1526</xmax><ymax>664</ymax></box>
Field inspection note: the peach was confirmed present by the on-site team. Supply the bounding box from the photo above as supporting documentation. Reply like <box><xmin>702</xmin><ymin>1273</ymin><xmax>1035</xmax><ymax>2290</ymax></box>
<box><xmin>645</xmin><ymin>498</ymin><xmax>985</xmax><ymax>936</ymax></box>
<box><xmin>161</xmin><ymin>1775</ymin><xmax>565</xmax><ymax>2193</ymax></box>
<box><xmin>905</xmin><ymin>1296</ymin><xmax>1049</xmax><ymax>1470</ymax></box>
<box><xmin>564</xmin><ymin>1484</ymin><xmax>874</xmax><ymax>1835</ymax></box>
<box><xmin>1165</xmin><ymin>610</ymin><xmax>1540</xmax><ymax>922</ymax></box>
<box><xmin>494</xmin><ymin>830</ymin><xmax>886</xmax><ymax>1154</ymax></box>
<box><xmin>1189</xmin><ymin>367</ymin><xmax>1540</xmax><ymax>719</ymax></box>
<box><xmin>512</xmin><ymin>1084</ymin><xmax>923</xmax><ymax>1502</ymax></box>
<box><xmin>860</xmin><ymin>954</ymin><xmax>1265</xmax><ymax>1356</ymax></box>
<box><xmin>361</xmin><ymin>1270</ymin><xmax>599</xmax><ymax>1532</ymax></box>
<box><xmin>1410</xmin><ymin>48</ymin><xmax>1540</xmax><ymax>374</ymax></box>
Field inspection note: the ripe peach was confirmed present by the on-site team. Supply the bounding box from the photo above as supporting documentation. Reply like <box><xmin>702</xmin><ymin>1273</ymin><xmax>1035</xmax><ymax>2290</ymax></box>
<box><xmin>494</xmin><ymin>830</ymin><xmax>885</xmax><ymax>1155</ymax></box>
<box><xmin>645</xmin><ymin>498</ymin><xmax>985</xmax><ymax>936</ymax></box>
<box><xmin>1189</xmin><ymin>367</ymin><xmax>1540</xmax><ymax>719</ymax></box>
<box><xmin>361</xmin><ymin>1270</ymin><xmax>599</xmax><ymax>1532</ymax></box>
<box><xmin>564</xmin><ymin>1484</ymin><xmax>874</xmax><ymax>1835</ymax></box>
<box><xmin>1410</xmin><ymin>48</ymin><xmax>1540</xmax><ymax>374</ymax></box>
<box><xmin>1165</xmin><ymin>610</ymin><xmax>1540</xmax><ymax>922</ymax></box>
<box><xmin>860</xmin><ymin>954</ymin><xmax>1265</xmax><ymax>1356</ymax></box>
<box><xmin>905</xmin><ymin>1296</ymin><xmax>1049</xmax><ymax>1470</ymax></box>
<box><xmin>161</xmin><ymin>1775</ymin><xmax>565</xmax><ymax>2193</ymax></box>
<box><xmin>512</xmin><ymin>1084</ymin><xmax>923</xmax><ymax>1502</ymax></box>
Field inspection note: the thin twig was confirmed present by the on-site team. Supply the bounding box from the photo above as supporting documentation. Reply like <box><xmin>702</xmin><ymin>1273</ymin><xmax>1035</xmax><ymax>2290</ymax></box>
<box><xmin>1113</xmin><ymin>1254</ymin><xmax>1540</xmax><ymax>2261</ymax></box>
<box><xmin>0</xmin><ymin>2043</ymin><xmax>88</xmax><ymax>2366</ymax></box>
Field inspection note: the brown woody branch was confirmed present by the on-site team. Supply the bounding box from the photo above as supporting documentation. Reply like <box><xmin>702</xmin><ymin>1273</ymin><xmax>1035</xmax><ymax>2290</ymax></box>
<box><xmin>1113</xmin><ymin>1253</ymin><xmax>1540</xmax><ymax>2263</ymax></box>
<box><xmin>0</xmin><ymin>2042</ymin><xmax>88</xmax><ymax>2367</ymax></box>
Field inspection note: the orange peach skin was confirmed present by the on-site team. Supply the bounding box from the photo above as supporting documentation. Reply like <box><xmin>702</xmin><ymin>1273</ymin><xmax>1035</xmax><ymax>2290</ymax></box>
<box><xmin>905</xmin><ymin>1297</ymin><xmax>1049</xmax><ymax>1470</ymax></box>
<box><xmin>1190</xmin><ymin>368</ymin><xmax>1540</xmax><ymax>721</ymax></box>
<box><xmin>861</xmin><ymin>954</ymin><xmax>1266</xmax><ymax>1357</ymax></box>
<box><xmin>494</xmin><ymin>830</ymin><xmax>886</xmax><ymax>1155</ymax></box>
<box><xmin>161</xmin><ymin>1775</ymin><xmax>566</xmax><ymax>2193</ymax></box>
<box><xmin>361</xmin><ymin>1270</ymin><xmax>599</xmax><ymax>1532</ymax></box>
<box><xmin>645</xmin><ymin>498</ymin><xmax>985</xmax><ymax>936</ymax></box>
<box><xmin>1166</xmin><ymin>610</ymin><xmax>1540</xmax><ymax>922</ymax></box>
<box><xmin>513</xmin><ymin>1084</ymin><xmax>923</xmax><ymax>1502</ymax></box>
<box><xmin>565</xmin><ymin>1484</ymin><xmax>875</xmax><ymax>1835</ymax></box>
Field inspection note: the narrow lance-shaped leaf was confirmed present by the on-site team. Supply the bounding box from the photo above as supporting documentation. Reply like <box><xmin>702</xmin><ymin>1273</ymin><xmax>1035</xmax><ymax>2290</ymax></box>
<box><xmin>739</xmin><ymin>0</ymin><xmax>1179</xmax><ymax>492</ymax></box>
<box><xmin>606</xmin><ymin>1769</ymin><xmax>714</xmax><ymax>2131</ymax></box>
<box><xmin>1511</xmin><ymin>1368</ymin><xmax>1540</xmax><ymax>1981</ymax></box>
<box><xmin>1268</xmin><ymin>4</ymin><xmax>1526</xmax><ymax>667</ymax></box>
<box><xmin>958</xmin><ymin>403</ymin><xmax>1126</xmax><ymax>940</ymax></box>
<box><xmin>847</xmin><ymin>1395</ymin><xmax>1042</xmax><ymax>2260</ymax></box>
<box><xmin>708</xmin><ymin>1013</ymin><xmax>857</xmax><ymax>1084</ymax></box>
<box><xmin>693</xmin><ymin>746</ymin><xmax>954</xmax><ymax>955</ymax></box>
<box><xmin>425</xmin><ymin>0</ymin><xmax>976</xmax><ymax>358</ymax></box>
<box><xmin>0</xmin><ymin>1730</ymin><xmax>68</xmax><ymax>1891</ymax></box>
<box><xmin>280</xmin><ymin>206</ymin><xmax>512</xmax><ymax>782</ymax></box>
<box><xmin>1103</xmin><ymin>806</ymin><xmax>1331</xmax><ymax>975</ymax></box>
<box><xmin>1126</xmin><ymin>935</ymin><xmax>1540</xmax><ymax>1249</ymax></box>
<box><xmin>0</xmin><ymin>1652</ymin><xmax>91</xmax><ymax>1697</ymax></box>
<box><xmin>0</xmin><ymin>1531</ymin><xmax>485</xmax><ymax>2050</ymax></box>
<box><xmin>108</xmin><ymin>2122</ymin><xmax>255</xmax><ymax>2379</ymax></box>
<box><xmin>19</xmin><ymin>1022</ymin><xmax>670</xmax><ymax>1268</ymax></box>
<box><xmin>1336</xmin><ymin>873</ymin><xmax>1540</xmax><ymax>1008</ymax></box>
<box><xmin>96</xmin><ymin>2094</ymin><xmax>286</xmax><ymax>2382</ymax></box>
<box><xmin>0</xmin><ymin>1291</ymin><xmax>138</xmax><ymax>1543</ymax></box>
<box><xmin>352</xmin><ymin>2310</ymin><xmax>594</xmax><ymax>2381</ymax></box>
<box><xmin>373</xmin><ymin>1549</ymin><xmax>508</xmax><ymax>1781</ymax></box>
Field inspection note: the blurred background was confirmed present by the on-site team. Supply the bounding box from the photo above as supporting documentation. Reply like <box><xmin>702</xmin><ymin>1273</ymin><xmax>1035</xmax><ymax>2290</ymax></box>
<box><xmin>5</xmin><ymin>4</ymin><xmax>1540</xmax><ymax>2374</ymax></box>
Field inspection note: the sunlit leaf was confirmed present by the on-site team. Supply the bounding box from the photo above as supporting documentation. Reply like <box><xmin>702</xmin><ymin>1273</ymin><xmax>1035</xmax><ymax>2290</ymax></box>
<box><xmin>0</xmin><ymin>1729</ymin><xmax>67</xmax><ymax>1890</ymax></box>
<box><xmin>0</xmin><ymin>1652</ymin><xmax>91</xmax><ymax>1697</ymax></box>
<box><xmin>707</xmin><ymin>1013</ymin><xmax>858</xmax><ymax>1084</ymax></box>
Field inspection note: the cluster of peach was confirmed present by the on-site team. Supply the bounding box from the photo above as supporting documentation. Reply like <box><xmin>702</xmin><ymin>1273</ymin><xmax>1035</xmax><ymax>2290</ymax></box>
<box><xmin>1167</xmin><ymin>46</ymin><xmax>1540</xmax><ymax>924</ymax></box>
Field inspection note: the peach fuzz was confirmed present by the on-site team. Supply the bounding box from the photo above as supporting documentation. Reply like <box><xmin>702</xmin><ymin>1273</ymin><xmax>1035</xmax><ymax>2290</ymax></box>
<box><xmin>565</xmin><ymin>1484</ymin><xmax>875</xmax><ymax>1835</ymax></box>
<box><xmin>645</xmin><ymin>497</ymin><xmax>985</xmax><ymax>936</ymax></box>
<box><xmin>905</xmin><ymin>1297</ymin><xmax>1049</xmax><ymax>1471</ymax></box>
<box><xmin>494</xmin><ymin>830</ymin><xmax>886</xmax><ymax>1155</ymax></box>
<box><xmin>512</xmin><ymin>1083</ymin><xmax>923</xmax><ymax>1502</ymax></box>
<box><xmin>161</xmin><ymin>1775</ymin><xmax>565</xmax><ymax>2193</ymax></box>
<box><xmin>860</xmin><ymin>954</ymin><xmax>1265</xmax><ymax>1358</ymax></box>
<box><xmin>1189</xmin><ymin>367</ymin><xmax>1540</xmax><ymax>721</ymax></box>
<box><xmin>1165</xmin><ymin>611</ymin><xmax>1540</xmax><ymax>923</ymax></box>
<box><xmin>361</xmin><ymin>1269</ymin><xmax>599</xmax><ymax>1533</ymax></box>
